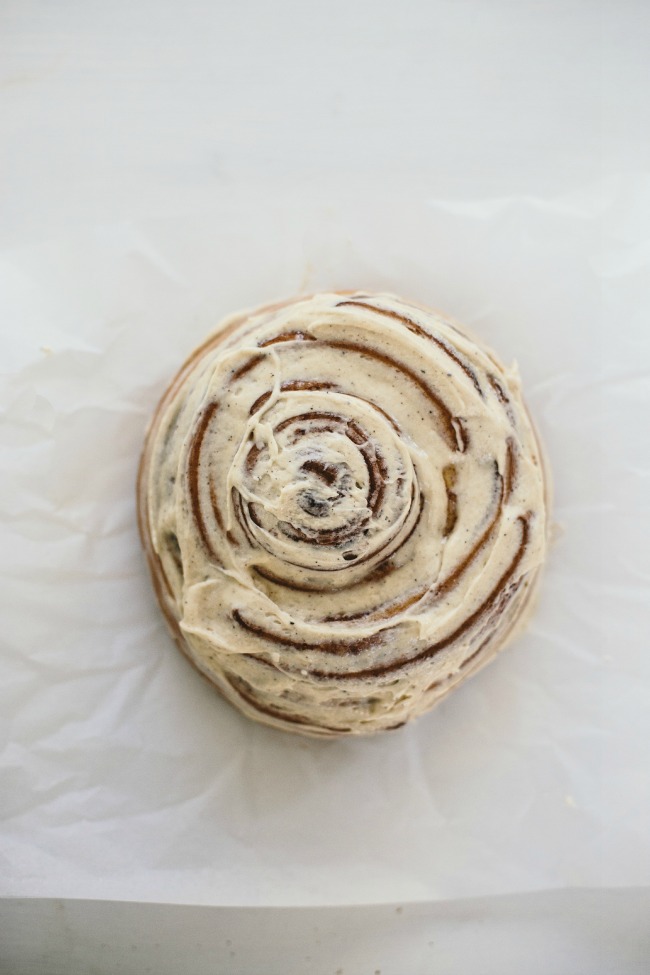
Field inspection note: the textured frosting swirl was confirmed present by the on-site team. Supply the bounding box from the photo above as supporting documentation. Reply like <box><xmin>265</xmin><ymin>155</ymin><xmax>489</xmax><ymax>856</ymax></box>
<box><xmin>138</xmin><ymin>292</ymin><xmax>548</xmax><ymax>737</ymax></box>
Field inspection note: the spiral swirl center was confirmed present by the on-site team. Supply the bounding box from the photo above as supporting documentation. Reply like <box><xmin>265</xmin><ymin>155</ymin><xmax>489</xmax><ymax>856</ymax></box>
<box><xmin>231</xmin><ymin>394</ymin><xmax>416</xmax><ymax>572</ymax></box>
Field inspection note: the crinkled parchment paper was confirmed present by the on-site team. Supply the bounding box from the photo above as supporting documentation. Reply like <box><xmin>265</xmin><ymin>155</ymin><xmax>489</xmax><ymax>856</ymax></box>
<box><xmin>1</xmin><ymin>183</ymin><xmax>648</xmax><ymax>905</ymax></box>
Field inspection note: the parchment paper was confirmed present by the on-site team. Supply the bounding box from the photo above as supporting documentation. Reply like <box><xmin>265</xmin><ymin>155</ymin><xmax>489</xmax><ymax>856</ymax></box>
<box><xmin>1</xmin><ymin>184</ymin><xmax>648</xmax><ymax>905</ymax></box>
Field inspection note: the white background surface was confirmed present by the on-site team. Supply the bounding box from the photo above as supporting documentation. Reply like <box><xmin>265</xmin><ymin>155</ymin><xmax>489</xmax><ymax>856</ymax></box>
<box><xmin>2</xmin><ymin>889</ymin><xmax>649</xmax><ymax>975</ymax></box>
<box><xmin>1</xmin><ymin>0</ymin><xmax>649</xmax><ymax>929</ymax></box>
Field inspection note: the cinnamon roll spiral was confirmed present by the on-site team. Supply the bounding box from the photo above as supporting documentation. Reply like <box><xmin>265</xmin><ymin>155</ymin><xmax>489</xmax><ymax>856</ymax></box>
<box><xmin>138</xmin><ymin>292</ymin><xmax>548</xmax><ymax>737</ymax></box>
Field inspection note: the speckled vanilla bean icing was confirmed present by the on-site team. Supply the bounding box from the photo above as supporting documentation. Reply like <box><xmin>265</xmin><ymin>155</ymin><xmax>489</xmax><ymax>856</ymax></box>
<box><xmin>138</xmin><ymin>292</ymin><xmax>548</xmax><ymax>737</ymax></box>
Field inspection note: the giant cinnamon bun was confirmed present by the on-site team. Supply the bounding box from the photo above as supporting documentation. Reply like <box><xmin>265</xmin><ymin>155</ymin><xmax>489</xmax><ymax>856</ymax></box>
<box><xmin>138</xmin><ymin>292</ymin><xmax>548</xmax><ymax>737</ymax></box>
